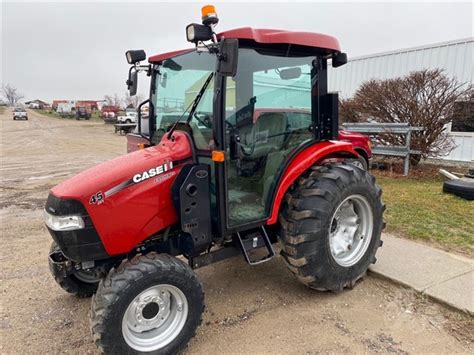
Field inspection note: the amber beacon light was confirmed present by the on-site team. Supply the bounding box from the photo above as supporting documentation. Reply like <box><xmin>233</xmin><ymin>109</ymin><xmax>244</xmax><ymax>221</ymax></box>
<box><xmin>201</xmin><ymin>4</ymin><xmax>219</xmax><ymax>25</ymax></box>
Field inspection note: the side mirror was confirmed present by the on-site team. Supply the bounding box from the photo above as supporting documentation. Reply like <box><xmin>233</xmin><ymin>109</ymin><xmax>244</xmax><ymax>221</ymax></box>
<box><xmin>127</xmin><ymin>68</ymin><xmax>138</xmax><ymax>96</ymax></box>
<box><xmin>217</xmin><ymin>39</ymin><xmax>238</xmax><ymax>77</ymax></box>
<box><xmin>137</xmin><ymin>99</ymin><xmax>151</xmax><ymax>142</ymax></box>
<box><xmin>279</xmin><ymin>67</ymin><xmax>301</xmax><ymax>80</ymax></box>
<box><xmin>126</xmin><ymin>50</ymin><xmax>146</xmax><ymax>65</ymax></box>
<box><xmin>332</xmin><ymin>52</ymin><xmax>347</xmax><ymax>68</ymax></box>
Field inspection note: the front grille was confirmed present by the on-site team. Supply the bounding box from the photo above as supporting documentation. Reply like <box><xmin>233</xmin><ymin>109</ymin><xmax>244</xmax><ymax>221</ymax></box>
<box><xmin>46</xmin><ymin>194</ymin><xmax>86</xmax><ymax>216</ymax></box>
<box><xmin>45</xmin><ymin>193</ymin><xmax>109</xmax><ymax>262</ymax></box>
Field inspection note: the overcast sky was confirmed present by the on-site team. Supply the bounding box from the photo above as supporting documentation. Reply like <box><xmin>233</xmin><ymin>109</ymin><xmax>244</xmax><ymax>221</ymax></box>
<box><xmin>1</xmin><ymin>1</ymin><xmax>473</xmax><ymax>102</ymax></box>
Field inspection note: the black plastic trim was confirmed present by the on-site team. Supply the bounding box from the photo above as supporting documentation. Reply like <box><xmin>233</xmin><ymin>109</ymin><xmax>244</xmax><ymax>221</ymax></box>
<box><xmin>45</xmin><ymin>194</ymin><xmax>109</xmax><ymax>262</ymax></box>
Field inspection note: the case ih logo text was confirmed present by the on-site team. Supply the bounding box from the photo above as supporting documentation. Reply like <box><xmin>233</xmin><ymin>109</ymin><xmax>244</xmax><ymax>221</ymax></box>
<box><xmin>133</xmin><ymin>161</ymin><xmax>174</xmax><ymax>183</ymax></box>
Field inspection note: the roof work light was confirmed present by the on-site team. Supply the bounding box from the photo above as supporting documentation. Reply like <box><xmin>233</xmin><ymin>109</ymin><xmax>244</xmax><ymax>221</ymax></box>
<box><xmin>186</xmin><ymin>23</ymin><xmax>213</xmax><ymax>43</ymax></box>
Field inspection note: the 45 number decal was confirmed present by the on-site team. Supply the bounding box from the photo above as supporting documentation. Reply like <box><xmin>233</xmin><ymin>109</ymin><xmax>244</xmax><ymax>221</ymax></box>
<box><xmin>89</xmin><ymin>191</ymin><xmax>104</xmax><ymax>205</ymax></box>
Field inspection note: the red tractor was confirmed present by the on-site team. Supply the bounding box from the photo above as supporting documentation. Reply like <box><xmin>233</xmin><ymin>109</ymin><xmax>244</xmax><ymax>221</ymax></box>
<box><xmin>46</xmin><ymin>6</ymin><xmax>384</xmax><ymax>354</ymax></box>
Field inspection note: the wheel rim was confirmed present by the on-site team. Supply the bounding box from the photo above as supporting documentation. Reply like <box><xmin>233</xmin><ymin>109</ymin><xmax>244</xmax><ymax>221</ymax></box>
<box><xmin>328</xmin><ymin>194</ymin><xmax>374</xmax><ymax>267</ymax></box>
<box><xmin>122</xmin><ymin>284</ymin><xmax>188</xmax><ymax>352</ymax></box>
<box><xmin>74</xmin><ymin>270</ymin><xmax>99</xmax><ymax>284</ymax></box>
<box><xmin>351</xmin><ymin>160</ymin><xmax>364</xmax><ymax>169</ymax></box>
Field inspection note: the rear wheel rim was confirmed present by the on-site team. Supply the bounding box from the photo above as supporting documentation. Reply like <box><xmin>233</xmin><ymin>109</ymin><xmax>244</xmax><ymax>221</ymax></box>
<box><xmin>122</xmin><ymin>284</ymin><xmax>188</xmax><ymax>352</ymax></box>
<box><xmin>328</xmin><ymin>194</ymin><xmax>373</xmax><ymax>267</ymax></box>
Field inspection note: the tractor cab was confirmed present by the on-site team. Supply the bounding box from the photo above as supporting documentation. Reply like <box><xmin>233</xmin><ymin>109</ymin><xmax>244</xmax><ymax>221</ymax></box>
<box><xmin>126</xmin><ymin>14</ymin><xmax>350</xmax><ymax>240</ymax></box>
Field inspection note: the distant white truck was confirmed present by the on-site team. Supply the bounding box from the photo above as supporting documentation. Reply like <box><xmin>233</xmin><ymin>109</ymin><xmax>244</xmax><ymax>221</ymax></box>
<box><xmin>13</xmin><ymin>107</ymin><xmax>28</xmax><ymax>120</ymax></box>
<box><xmin>117</xmin><ymin>111</ymin><xmax>137</xmax><ymax>124</ymax></box>
<box><xmin>57</xmin><ymin>102</ymin><xmax>74</xmax><ymax>117</ymax></box>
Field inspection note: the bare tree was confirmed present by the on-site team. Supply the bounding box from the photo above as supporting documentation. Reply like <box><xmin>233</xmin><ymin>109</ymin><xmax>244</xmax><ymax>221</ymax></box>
<box><xmin>339</xmin><ymin>69</ymin><xmax>472</xmax><ymax>164</ymax></box>
<box><xmin>2</xmin><ymin>84</ymin><xmax>24</xmax><ymax>106</ymax></box>
<box><xmin>123</xmin><ymin>92</ymin><xmax>144</xmax><ymax>109</ymax></box>
<box><xmin>103</xmin><ymin>94</ymin><xmax>122</xmax><ymax>108</ymax></box>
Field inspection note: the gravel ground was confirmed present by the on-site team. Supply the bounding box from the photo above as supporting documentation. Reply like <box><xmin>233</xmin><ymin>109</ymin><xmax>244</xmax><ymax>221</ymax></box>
<box><xmin>0</xmin><ymin>108</ymin><xmax>472</xmax><ymax>354</ymax></box>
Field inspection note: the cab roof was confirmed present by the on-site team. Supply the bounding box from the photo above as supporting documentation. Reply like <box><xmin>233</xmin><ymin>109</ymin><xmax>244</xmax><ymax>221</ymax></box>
<box><xmin>218</xmin><ymin>27</ymin><xmax>340</xmax><ymax>52</ymax></box>
<box><xmin>148</xmin><ymin>27</ymin><xmax>341</xmax><ymax>63</ymax></box>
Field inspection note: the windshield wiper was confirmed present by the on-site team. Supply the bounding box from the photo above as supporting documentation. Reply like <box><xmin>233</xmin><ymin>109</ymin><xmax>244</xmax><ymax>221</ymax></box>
<box><xmin>167</xmin><ymin>72</ymin><xmax>214</xmax><ymax>139</ymax></box>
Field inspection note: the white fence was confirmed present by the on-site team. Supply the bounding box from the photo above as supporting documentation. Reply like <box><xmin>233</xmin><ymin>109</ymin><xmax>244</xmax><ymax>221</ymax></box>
<box><xmin>441</xmin><ymin>131</ymin><xmax>474</xmax><ymax>162</ymax></box>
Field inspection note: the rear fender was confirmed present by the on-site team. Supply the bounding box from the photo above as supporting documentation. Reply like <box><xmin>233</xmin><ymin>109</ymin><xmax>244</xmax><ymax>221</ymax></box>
<box><xmin>266</xmin><ymin>140</ymin><xmax>357</xmax><ymax>224</ymax></box>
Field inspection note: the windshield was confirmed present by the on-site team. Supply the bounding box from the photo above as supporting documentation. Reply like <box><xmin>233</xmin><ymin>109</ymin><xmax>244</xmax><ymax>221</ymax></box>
<box><xmin>153</xmin><ymin>51</ymin><xmax>216</xmax><ymax>149</ymax></box>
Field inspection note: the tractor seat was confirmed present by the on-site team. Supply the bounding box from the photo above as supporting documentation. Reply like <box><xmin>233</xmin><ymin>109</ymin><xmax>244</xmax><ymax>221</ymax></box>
<box><xmin>240</xmin><ymin>112</ymin><xmax>287</xmax><ymax>159</ymax></box>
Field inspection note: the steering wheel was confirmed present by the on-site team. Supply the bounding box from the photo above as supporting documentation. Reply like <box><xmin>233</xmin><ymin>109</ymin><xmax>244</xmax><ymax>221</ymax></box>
<box><xmin>193</xmin><ymin>111</ymin><xmax>212</xmax><ymax>128</ymax></box>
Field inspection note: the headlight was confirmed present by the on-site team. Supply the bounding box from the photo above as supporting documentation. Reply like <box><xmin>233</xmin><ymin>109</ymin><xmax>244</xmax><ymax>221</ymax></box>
<box><xmin>44</xmin><ymin>210</ymin><xmax>85</xmax><ymax>231</ymax></box>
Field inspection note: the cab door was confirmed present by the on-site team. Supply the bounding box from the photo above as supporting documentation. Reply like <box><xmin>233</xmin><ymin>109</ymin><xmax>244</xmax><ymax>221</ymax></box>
<box><xmin>222</xmin><ymin>48</ymin><xmax>315</xmax><ymax>229</ymax></box>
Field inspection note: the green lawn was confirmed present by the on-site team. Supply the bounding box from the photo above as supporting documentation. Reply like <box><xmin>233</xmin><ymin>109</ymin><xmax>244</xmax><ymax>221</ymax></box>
<box><xmin>375</xmin><ymin>174</ymin><xmax>473</xmax><ymax>255</ymax></box>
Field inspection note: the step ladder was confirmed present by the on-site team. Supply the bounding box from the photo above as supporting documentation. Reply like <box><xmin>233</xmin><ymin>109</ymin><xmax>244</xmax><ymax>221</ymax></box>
<box><xmin>235</xmin><ymin>226</ymin><xmax>275</xmax><ymax>265</ymax></box>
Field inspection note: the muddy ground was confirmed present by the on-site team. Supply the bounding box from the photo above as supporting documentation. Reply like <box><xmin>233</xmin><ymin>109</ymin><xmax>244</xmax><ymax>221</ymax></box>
<box><xmin>0</xmin><ymin>108</ymin><xmax>472</xmax><ymax>354</ymax></box>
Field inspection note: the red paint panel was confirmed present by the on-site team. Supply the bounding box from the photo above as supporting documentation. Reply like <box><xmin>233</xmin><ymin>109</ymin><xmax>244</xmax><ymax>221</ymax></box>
<box><xmin>218</xmin><ymin>27</ymin><xmax>340</xmax><ymax>52</ymax></box>
<box><xmin>266</xmin><ymin>141</ymin><xmax>356</xmax><ymax>224</ymax></box>
<box><xmin>126</xmin><ymin>133</ymin><xmax>150</xmax><ymax>153</ymax></box>
<box><xmin>51</xmin><ymin>132</ymin><xmax>193</xmax><ymax>256</ymax></box>
<box><xmin>338</xmin><ymin>130</ymin><xmax>372</xmax><ymax>159</ymax></box>
<box><xmin>148</xmin><ymin>49</ymin><xmax>194</xmax><ymax>63</ymax></box>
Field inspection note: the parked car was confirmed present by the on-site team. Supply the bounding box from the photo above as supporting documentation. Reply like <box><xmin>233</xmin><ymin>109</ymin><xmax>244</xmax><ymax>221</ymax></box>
<box><xmin>101</xmin><ymin>105</ymin><xmax>121</xmax><ymax>123</ymax></box>
<box><xmin>102</xmin><ymin>111</ymin><xmax>117</xmax><ymax>123</ymax></box>
<box><xmin>76</xmin><ymin>106</ymin><xmax>91</xmax><ymax>120</ymax></box>
<box><xmin>12</xmin><ymin>107</ymin><xmax>28</xmax><ymax>120</ymax></box>
<box><xmin>117</xmin><ymin>111</ymin><xmax>137</xmax><ymax>124</ymax></box>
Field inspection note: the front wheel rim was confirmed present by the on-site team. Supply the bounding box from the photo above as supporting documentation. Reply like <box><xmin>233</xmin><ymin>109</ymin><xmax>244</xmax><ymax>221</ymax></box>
<box><xmin>328</xmin><ymin>194</ymin><xmax>374</xmax><ymax>267</ymax></box>
<box><xmin>74</xmin><ymin>270</ymin><xmax>99</xmax><ymax>284</ymax></box>
<box><xmin>122</xmin><ymin>284</ymin><xmax>188</xmax><ymax>352</ymax></box>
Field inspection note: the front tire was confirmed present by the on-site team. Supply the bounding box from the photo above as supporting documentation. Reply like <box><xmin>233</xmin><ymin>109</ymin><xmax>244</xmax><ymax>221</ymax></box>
<box><xmin>279</xmin><ymin>163</ymin><xmax>384</xmax><ymax>291</ymax></box>
<box><xmin>91</xmin><ymin>253</ymin><xmax>204</xmax><ymax>354</ymax></box>
<box><xmin>49</xmin><ymin>242</ymin><xmax>100</xmax><ymax>297</ymax></box>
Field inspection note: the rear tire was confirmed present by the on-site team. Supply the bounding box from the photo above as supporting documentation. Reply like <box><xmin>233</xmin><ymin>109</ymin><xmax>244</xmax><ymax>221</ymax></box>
<box><xmin>279</xmin><ymin>163</ymin><xmax>384</xmax><ymax>291</ymax></box>
<box><xmin>91</xmin><ymin>253</ymin><xmax>204</xmax><ymax>354</ymax></box>
<box><xmin>49</xmin><ymin>242</ymin><xmax>100</xmax><ymax>297</ymax></box>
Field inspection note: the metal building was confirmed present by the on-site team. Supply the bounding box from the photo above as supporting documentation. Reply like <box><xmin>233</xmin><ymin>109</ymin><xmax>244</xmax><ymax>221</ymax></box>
<box><xmin>329</xmin><ymin>38</ymin><xmax>473</xmax><ymax>162</ymax></box>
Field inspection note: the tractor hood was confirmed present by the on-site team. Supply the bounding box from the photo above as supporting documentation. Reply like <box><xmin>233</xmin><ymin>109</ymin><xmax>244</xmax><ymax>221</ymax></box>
<box><xmin>48</xmin><ymin>131</ymin><xmax>193</xmax><ymax>256</ymax></box>
<box><xmin>50</xmin><ymin>132</ymin><xmax>192</xmax><ymax>203</ymax></box>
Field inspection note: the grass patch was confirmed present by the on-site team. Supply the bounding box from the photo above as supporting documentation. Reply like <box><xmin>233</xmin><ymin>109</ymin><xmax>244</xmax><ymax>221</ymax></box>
<box><xmin>34</xmin><ymin>109</ymin><xmax>64</xmax><ymax>119</ymax></box>
<box><xmin>34</xmin><ymin>109</ymin><xmax>102</xmax><ymax>121</ymax></box>
<box><xmin>375</xmin><ymin>173</ymin><xmax>473</xmax><ymax>255</ymax></box>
